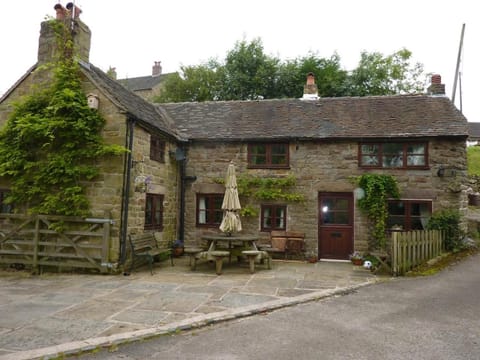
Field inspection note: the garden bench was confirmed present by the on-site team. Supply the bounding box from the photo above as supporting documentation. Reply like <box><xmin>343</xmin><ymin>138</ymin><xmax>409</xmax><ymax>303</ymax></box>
<box><xmin>127</xmin><ymin>232</ymin><xmax>173</xmax><ymax>275</ymax></box>
<box><xmin>264</xmin><ymin>231</ymin><xmax>305</xmax><ymax>259</ymax></box>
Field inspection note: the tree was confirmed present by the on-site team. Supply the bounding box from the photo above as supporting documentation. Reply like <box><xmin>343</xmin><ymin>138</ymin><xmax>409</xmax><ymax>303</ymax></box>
<box><xmin>347</xmin><ymin>48</ymin><xmax>425</xmax><ymax>96</ymax></box>
<box><xmin>154</xmin><ymin>60</ymin><xmax>222</xmax><ymax>103</ymax></box>
<box><xmin>219</xmin><ymin>38</ymin><xmax>279</xmax><ymax>100</ymax></box>
<box><xmin>153</xmin><ymin>39</ymin><xmax>425</xmax><ymax>103</ymax></box>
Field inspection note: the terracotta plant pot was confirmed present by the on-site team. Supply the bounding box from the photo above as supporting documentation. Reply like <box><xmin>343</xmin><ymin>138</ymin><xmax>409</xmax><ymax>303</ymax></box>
<box><xmin>351</xmin><ymin>258</ymin><xmax>363</xmax><ymax>266</ymax></box>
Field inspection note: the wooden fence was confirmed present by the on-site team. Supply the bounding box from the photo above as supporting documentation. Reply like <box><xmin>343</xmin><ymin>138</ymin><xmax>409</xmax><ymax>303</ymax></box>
<box><xmin>391</xmin><ymin>230</ymin><xmax>444</xmax><ymax>276</ymax></box>
<box><xmin>0</xmin><ymin>213</ymin><xmax>113</xmax><ymax>274</ymax></box>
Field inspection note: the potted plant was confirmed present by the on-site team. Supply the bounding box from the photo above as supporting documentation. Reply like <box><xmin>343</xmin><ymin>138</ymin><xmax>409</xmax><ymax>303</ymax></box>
<box><xmin>349</xmin><ymin>251</ymin><xmax>364</xmax><ymax>265</ymax></box>
<box><xmin>172</xmin><ymin>239</ymin><xmax>184</xmax><ymax>257</ymax></box>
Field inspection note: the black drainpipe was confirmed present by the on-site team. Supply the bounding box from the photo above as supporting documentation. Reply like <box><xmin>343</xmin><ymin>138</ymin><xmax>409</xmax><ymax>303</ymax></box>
<box><xmin>120</xmin><ymin>117</ymin><xmax>135</xmax><ymax>264</ymax></box>
<box><xmin>178</xmin><ymin>146</ymin><xmax>196</xmax><ymax>244</ymax></box>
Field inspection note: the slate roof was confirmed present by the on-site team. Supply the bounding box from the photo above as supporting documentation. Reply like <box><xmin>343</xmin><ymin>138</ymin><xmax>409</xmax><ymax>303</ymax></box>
<box><xmin>468</xmin><ymin>122</ymin><xmax>480</xmax><ymax>140</ymax></box>
<box><xmin>158</xmin><ymin>95</ymin><xmax>469</xmax><ymax>141</ymax></box>
<box><xmin>79</xmin><ymin>62</ymin><xmax>185</xmax><ymax>141</ymax></box>
<box><xmin>118</xmin><ymin>74</ymin><xmax>170</xmax><ymax>92</ymax></box>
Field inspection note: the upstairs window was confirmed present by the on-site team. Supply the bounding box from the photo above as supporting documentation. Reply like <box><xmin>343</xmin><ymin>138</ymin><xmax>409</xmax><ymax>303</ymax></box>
<box><xmin>145</xmin><ymin>193</ymin><xmax>164</xmax><ymax>230</ymax></box>
<box><xmin>359</xmin><ymin>142</ymin><xmax>428</xmax><ymax>169</ymax></box>
<box><xmin>150</xmin><ymin>135</ymin><xmax>165</xmax><ymax>163</ymax></box>
<box><xmin>248</xmin><ymin>143</ymin><xmax>289</xmax><ymax>168</ymax></box>
<box><xmin>197</xmin><ymin>194</ymin><xmax>223</xmax><ymax>227</ymax></box>
<box><xmin>261</xmin><ymin>204</ymin><xmax>287</xmax><ymax>231</ymax></box>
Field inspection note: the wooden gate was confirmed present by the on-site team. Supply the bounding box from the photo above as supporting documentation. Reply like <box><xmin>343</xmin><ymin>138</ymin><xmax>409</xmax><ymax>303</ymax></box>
<box><xmin>0</xmin><ymin>213</ymin><xmax>113</xmax><ymax>273</ymax></box>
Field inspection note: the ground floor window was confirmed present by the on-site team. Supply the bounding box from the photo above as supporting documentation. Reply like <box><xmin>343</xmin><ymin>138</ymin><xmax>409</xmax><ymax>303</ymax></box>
<box><xmin>261</xmin><ymin>204</ymin><xmax>286</xmax><ymax>231</ymax></box>
<box><xmin>145</xmin><ymin>193</ymin><xmax>164</xmax><ymax>230</ymax></box>
<box><xmin>387</xmin><ymin>200</ymin><xmax>432</xmax><ymax>231</ymax></box>
<box><xmin>197</xmin><ymin>194</ymin><xmax>223</xmax><ymax>227</ymax></box>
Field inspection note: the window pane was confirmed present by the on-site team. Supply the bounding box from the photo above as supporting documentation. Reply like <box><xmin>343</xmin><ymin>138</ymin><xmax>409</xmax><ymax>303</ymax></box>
<box><xmin>407</xmin><ymin>155</ymin><xmax>425</xmax><ymax>166</ymax></box>
<box><xmin>388</xmin><ymin>202</ymin><xmax>405</xmax><ymax>230</ymax></box>
<box><xmin>361</xmin><ymin>144</ymin><xmax>378</xmax><ymax>155</ymax></box>
<box><xmin>145</xmin><ymin>197</ymin><xmax>153</xmax><ymax>225</ymax></box>
<box><xmin>360</xmin><ymin>144</ymin><xmax>379</xmax><ymax>166</ymax></box>
<box><xmin>334</xmin><ymin>212</ymin><xmax>349</xmax><ymax>224</ymax></box>
<box><xmin>336</xmin><ymin>199</ymin><xmax>348</xmax><ymax>211</ymax></box>
<box><xmin>382</xmin><ymin>144</ymin><xmax>404</xmax><ymax>168</ymax></box>
<box><xmin>271</xmin><ymin>144</ymin><xmax>287</xmax><ymax>165</ymax></box>
<box><xmin>249</xmin><ymin>145</ymin><xmax>266</xmax><ymax>165</ymax></box>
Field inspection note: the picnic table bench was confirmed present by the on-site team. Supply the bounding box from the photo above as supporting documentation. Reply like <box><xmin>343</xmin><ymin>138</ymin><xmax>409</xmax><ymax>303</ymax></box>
<box><xmin>127</xmin><ymin>232</ymin><xmax>173</xmax><ymax>274</ymax></box>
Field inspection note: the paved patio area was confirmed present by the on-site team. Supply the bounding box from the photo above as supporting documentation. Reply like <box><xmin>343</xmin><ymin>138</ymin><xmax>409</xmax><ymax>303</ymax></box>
<box><xmin>0</xmin><ymin>256</ymin><xmax>389</xmax><ymax>360</ymax></box>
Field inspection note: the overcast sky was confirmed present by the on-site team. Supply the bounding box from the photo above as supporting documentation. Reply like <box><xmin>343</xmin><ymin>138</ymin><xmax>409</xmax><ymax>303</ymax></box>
<box><xmin>1</xmin><ymin>1</ymin><xmax>478</xmax><ymax>121</ymax></box>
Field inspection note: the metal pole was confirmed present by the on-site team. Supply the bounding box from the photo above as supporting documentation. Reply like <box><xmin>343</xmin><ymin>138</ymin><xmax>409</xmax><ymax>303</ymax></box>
<box><xmin>451</xmin><ymin>23</ymin><xmax>465</xmax><ymax>104</ymax></box>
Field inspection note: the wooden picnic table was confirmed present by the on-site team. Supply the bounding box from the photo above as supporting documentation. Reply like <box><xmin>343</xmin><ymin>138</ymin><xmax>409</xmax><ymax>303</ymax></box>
<box><xmin>193</xmin><ymin>234</ymin><xmax>270</xmax><ymax>274</ymax></box>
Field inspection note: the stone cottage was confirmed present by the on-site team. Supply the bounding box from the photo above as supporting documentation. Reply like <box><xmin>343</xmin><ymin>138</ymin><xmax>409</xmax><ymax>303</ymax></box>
<box><xmin>0</xmin><ymin>4</ymin><xmax>469</xmax><ymax>271</ymax></box>
<box><xmin>118</xmin><ymin>61</ymin><xmax>174</xmax><ymax>101</ymax></box>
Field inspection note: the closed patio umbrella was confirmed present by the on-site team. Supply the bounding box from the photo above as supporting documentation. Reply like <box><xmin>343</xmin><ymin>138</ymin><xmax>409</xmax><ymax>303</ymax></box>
<box><xmin>219</xmin><ymin>161</ymin><xmax>242</xmax><ymax>234</ymax></box>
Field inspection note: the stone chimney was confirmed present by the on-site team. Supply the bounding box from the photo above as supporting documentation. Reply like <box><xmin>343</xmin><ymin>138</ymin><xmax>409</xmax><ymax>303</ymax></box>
<box><xmin>152</xmin><ymin>61</ymin><xmax>162</xmax><ymax>77</ymax></box>
<box><xmin>38</xmin><ymin>3</ymin><xmax>91</xmax><ymax>64</ymax></box>
<box><xmin>427</xmin><ymin>74</ymin><xmax>446</xmax><ymax>96</ymax></box>
<box><xmin>301</xmin><ymin>72</ymin><xmax>319</xmax><ymax>100</ymax></box>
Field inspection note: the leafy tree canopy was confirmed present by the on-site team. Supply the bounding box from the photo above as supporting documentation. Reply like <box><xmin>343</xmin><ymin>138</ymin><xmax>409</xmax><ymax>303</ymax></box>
<box><xmin>154</xmin><ymin>38</ymin><xmax>425</xmax><ymax>103</ymax></box>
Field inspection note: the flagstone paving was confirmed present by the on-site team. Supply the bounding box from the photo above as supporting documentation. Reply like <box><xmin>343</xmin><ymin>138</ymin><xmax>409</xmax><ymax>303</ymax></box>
<box><xmin>0</xmin><ymin>256</ymin><xmax>387</xmax><ymax>359</ymax></box>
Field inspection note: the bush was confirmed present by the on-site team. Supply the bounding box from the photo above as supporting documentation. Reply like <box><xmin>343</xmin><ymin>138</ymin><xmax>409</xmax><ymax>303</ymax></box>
<box><xmin>426</xmin><ymin>209</ymin><xmax>464</xmax><ymax>251</ymax></box>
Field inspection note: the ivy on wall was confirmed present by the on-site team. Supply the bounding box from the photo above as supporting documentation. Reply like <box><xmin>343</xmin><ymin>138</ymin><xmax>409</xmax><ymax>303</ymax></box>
<box><xmin>216</xmin><ymin>174</ymin><xmax>305</xmax><ymax>217</ymax></box>
<box><xmin>0</xmin><ymin>19</ymin><xmax>125</xmax><ymax>216</ymax></box>
<box><xmin>355</xmin><ymin>173</ymin><xmax>400</xmax><ymax>249</ymax></box>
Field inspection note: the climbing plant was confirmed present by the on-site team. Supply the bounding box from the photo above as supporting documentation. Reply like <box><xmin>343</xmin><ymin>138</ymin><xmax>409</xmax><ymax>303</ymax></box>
<box><xmin>355</xmin><ymin>173</ymin><xmax>400</xmax><ymax>249</ymax></box>
<box><xmin>215</xmin><ymin>174</ymin><xmax>304</xmax><ymax>217</ymax></box>
<box><xmin>0</xmin><ymin>19</ymin><xmax>125</xmax><ymax>216</ymax></box>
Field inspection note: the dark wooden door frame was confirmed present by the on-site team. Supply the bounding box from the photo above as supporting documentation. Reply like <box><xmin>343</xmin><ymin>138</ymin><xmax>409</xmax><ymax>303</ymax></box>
<box><xmin>318</xmin><ymin>192</ymin><xmax>354</xmax><ymax>260</ymax></box>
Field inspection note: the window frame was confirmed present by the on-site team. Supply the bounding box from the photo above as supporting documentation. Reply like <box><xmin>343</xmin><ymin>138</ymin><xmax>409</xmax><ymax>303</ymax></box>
<box><xmin>387</xmin><ymin>199</ymin><xmax>432</xmax><ymax>232</ymax></box>
<box><xmin>150</xmin><ymin>135</ymin><xmax>165</xmax><ymax>163</ymax></box>
<box><xmin>196</xmin><ymin>193</ymin><xmax>224</xmax><ymax>227</ymax></box>
<box><xmin>260</xmin><ymin>204</ymin><xmax>287</xmax><ymax>231</ymax></box>
<box><xmin>358</xmin><ymin>141</ymin><xmax>429</xmax><ymax>169</ymax></box>
<box><xmin>144</xmin><ymin>193</ymin><xmax>164</xmax><ymax>231</ymax></box>
<box><xmin>247</xmin><ymin>142</ymin><xmax>289</xmax><ymax>169</ymax></box>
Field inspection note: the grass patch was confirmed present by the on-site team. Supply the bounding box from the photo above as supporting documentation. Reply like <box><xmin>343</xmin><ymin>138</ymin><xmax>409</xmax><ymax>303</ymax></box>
<box><xmin>406</xmin><ymin>247</ymin><xmax>479</xmax><ymax>277</ymax></box>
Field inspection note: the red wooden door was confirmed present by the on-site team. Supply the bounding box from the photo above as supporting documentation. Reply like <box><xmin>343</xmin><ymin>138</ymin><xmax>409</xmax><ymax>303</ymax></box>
<box><xmin>318</xmin><ymin>192</ymin><xmax>354</xmax><ymax>260</ymax></box>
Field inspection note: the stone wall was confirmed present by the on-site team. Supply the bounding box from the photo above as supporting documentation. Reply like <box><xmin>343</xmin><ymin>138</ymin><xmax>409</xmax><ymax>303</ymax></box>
<box><xmin>183</xmin><ymin>138</ymin><xmax>467</xmax><ymax>257</ymax></box>
<box><xmin>127</xmin><ymin>126</ymin><xmax>179</xmax><ymax>243</ymax></box>
<box><xmin>0</xmin><ymin>68</ymin><xmax>179</xmax><ymax>266</ymax></box>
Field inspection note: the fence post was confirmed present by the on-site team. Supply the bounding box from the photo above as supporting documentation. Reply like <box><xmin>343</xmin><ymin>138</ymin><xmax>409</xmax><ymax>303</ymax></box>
<box><xmin>33</xmin><ymin>215</ymin><xmax>40</xmax><ymax>275</ymax></box>
<box><xmin>392</xmin><ymin>232</ymin><xmax>398</xmax><ymax>276</ymax></box>
<box><xmin>101</xmin><ymin>210</ymin><xmax>111</xmax><ymax>273</ymax></box>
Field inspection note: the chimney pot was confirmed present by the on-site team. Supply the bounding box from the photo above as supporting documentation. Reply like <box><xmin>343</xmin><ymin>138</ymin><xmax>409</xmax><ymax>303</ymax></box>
<box><xmin>66</xmin><ymin>2</ymin><xmax>82</xmax><ymax>19</ymax></box>
<box><xmin>306</xmin><ymin>72</ymin><xmax>315</xmax><ymax>86</ymax></box>
<box><xmin>431</xmin><ymin>74</ymin><xmax>441</xmax><ymax>84</ymax></box>
<box><xmin>152</xmin><ymin>61</ymin><xmax>162</xmax><ymax>77</ymax></box>
<box><xmin>54</xmin><ymin>4</ymin><xmax>67</xmax><ymax>20</ymax></box>
<box><xmin>302</xmin><ymin>72</ymin><xmax>319</xmax><ymax>100</ymax></box>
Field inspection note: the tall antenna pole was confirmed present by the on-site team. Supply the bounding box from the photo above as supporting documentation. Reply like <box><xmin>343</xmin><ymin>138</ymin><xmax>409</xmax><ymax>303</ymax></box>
<box><xmin>451</xmin><ymin>23</ymin><xmax>465</xmax><ymax>104</ymax></box>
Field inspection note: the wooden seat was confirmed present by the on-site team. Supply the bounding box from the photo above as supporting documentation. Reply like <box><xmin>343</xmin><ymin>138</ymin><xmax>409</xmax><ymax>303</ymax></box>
<box><xmin>127</xmin><ymin>233</ymin><xmax>173</xmax><ymax>275</ymax></box>
<box><xmin>264</xmin><ymin>231</ymin><xmax>305</xmax><ymax>259</ymax></box>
